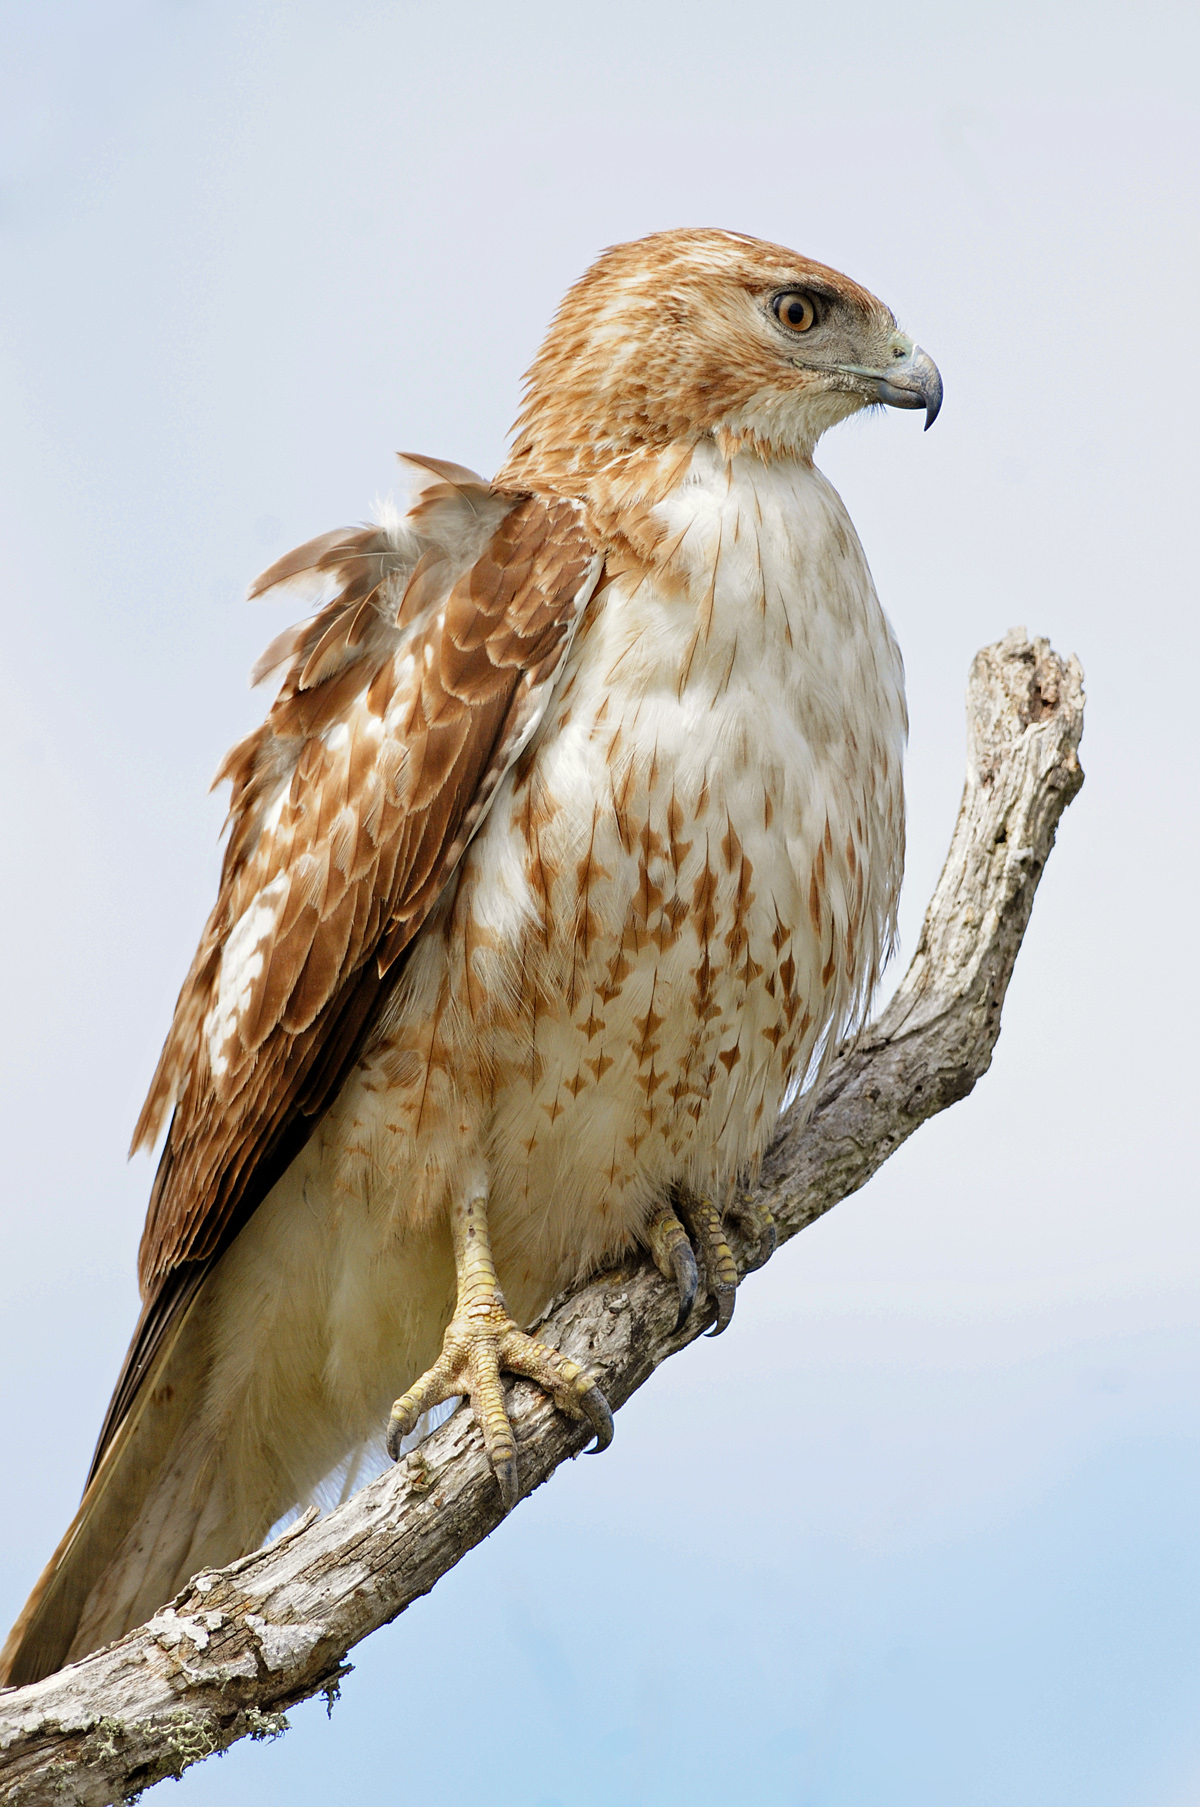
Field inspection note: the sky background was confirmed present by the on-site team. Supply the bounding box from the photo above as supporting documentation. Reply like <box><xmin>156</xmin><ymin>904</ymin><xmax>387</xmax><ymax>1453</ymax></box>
<box><xmin>1</xmin><ymin>2</ymin><xmax>1198</xmax><ymax>1802</ymax></box>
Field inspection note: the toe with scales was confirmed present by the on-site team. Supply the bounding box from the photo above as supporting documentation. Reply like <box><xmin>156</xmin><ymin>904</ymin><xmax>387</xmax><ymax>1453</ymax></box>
<box><xmin>386</xmin><ymin>1191</ymin><xmax>612</xmax><ymax>1512</ymax></box>
<box><xmin>677</xmin><ymin>1191</ymin><xmax>738</xmax><ymax>1335</ymax></box>
<box><xmin>646</xmin><ymin>1186</ymin><xmax>776</xmax><ymax>1335</ymax></box>
<box><xmin>724</xmin><ymin>1190</ymin><xmax>778</xmax><ymax>1272</ymax></box>
<box><xmin>644</xmin><ymin>1200</ymin><xmax>699</xmax><ymax>1331</ymax></box>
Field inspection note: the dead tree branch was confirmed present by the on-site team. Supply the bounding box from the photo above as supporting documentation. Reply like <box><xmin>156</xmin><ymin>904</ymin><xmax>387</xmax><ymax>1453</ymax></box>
<box><xmin>0</xmin><ymin>630</ymin><xmax>1085</xmax><ymax>1806</ymax></box>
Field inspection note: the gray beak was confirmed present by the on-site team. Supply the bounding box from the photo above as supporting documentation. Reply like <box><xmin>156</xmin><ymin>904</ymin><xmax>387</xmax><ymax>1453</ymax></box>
<box><xmin>834</xmin><ymin>343</ymin><xmax>944</xmax><ymax>429</ymax></box>
<box><xmin>866</xmin><ymin>345</ymin><xmax>943</xmax><ymax>429</ymax></box>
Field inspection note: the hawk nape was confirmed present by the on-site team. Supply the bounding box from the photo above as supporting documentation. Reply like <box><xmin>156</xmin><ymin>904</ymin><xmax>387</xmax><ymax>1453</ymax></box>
<box><xmin>1</xmin><ymin>229</ymin><xmax>941</xmax><ymax>1687</ymax></box>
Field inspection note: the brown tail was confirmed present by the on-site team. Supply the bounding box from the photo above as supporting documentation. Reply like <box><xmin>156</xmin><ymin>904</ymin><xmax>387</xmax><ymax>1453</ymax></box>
<box><xmin>1</xmin><ymin>1167</ymin><xmax>447</xmax><ymax>1687</ymax></box>
<box><xmin>0</xmin><ymin>1283</ymin><xmax>272</xmax><ymax>1687</ymax></box>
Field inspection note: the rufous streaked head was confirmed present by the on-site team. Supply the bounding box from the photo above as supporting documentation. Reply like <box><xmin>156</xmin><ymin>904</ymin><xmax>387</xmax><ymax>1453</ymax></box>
<box><xmin>502</xmin><ymin>228</ymin><xmax>941</xmax><ymax>492</ymax></box>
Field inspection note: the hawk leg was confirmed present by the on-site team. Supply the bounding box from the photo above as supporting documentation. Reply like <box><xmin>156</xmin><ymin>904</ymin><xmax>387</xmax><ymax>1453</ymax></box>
<box><xmin>386</xmin><ymin>1189</ymin><xmax>613</xmax><ymax>1511</ymax></box>
<box><xmin>646</xmin><ymin>1186</ymin><xmax>775</xmax><ymax>1336</ymax></box>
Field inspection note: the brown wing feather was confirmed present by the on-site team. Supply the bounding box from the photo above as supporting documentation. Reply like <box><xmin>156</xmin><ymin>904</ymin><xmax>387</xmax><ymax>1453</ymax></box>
<box><xmin>91</xmin><ymin>477</ymin><xmax>600</xmax><ymax>1484</ymax></box>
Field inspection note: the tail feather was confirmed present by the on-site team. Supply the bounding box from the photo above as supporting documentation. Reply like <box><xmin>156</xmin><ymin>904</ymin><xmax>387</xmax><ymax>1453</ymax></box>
<box><xmin>1</xmin><ymin>1159</ymin><xmax>455</xmax><ymax>1689</ymax></box>
<box><xmin>0</xmin><ymin>1284</ymin><xmax>283</xmax><ymax>1687</ymax></box>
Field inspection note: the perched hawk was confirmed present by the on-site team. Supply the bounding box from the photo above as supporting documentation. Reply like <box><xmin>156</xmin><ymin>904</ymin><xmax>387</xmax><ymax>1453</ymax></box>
<box><xmin>1</xmin><ymin>229</ymin><xmax>940</xmax><ymax>1687</ymax></box>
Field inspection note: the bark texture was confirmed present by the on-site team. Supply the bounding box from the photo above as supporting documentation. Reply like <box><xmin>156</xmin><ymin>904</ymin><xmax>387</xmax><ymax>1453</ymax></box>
<box><xmin>0</xmin><ymin>630</ymin><xmax>1085</xmax><ymax>1806</ymax></box>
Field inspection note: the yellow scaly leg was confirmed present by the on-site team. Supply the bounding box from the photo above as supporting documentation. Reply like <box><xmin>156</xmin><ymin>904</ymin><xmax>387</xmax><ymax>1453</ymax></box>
<box><xmin>386</xmin><ymin>1187</ymin><xmax>613</xmax><ymax>1510</ymax></box>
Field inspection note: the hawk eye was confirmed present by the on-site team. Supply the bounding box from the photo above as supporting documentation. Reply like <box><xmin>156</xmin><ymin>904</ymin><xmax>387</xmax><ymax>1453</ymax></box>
<box><xmin>773</xmin><ymin>291</ymin><xmax>817</xmax><ymax>333</ymax></box>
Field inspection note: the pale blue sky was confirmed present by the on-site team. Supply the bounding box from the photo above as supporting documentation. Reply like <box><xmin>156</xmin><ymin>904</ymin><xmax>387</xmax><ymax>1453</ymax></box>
<box><xmin>2</xmin><ymin>4</ymin><xmax>1198</xmax><ymax>1802</ymax></box>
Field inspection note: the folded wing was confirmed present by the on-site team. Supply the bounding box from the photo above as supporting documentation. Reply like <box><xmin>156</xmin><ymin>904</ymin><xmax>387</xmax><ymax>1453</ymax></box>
<box><xmin>101</xmin><ymin>460</ymin><xmax>602</xmax><ymax>1482</ymax></box>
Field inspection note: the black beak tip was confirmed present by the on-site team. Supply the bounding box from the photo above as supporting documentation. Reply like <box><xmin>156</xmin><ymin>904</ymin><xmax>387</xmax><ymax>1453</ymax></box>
<box><xmin>923</xmin><ymin>373</ymin><xmax>944</xmax><ymax>431</ymax></box>
<box><xmin>871</xmin><ymin>351</ymin><xmax>942</xmax><ymax>430</ymax></box>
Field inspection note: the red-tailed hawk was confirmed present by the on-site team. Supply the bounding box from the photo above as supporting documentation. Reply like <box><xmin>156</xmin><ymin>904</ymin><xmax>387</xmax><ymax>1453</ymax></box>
<box><xmin>1</xmin><ymin>229</ymin><xmax>940</xmax><ymax>1687</ymax></box>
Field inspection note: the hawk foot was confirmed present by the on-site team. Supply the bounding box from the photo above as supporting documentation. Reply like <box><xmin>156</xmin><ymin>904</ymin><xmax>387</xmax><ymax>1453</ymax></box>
<box><xmin>386</xmin><ymin>1193</ymin><xmax>612</xmax><ymax>1511</ymax></box>
<box><xmin>646</xmin><ymin>1186</ymin><xmax>774</xmax><ymax>1336</ymax></box>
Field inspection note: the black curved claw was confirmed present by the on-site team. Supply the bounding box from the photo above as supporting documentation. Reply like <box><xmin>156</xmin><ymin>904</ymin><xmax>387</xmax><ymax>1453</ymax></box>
<box><xmin>581</xmin><ymin>1383</ymin><xmax>615</xmax><ymax>1454</ymax></box>
<box><xmin>671</xmin><ymin>1237</ymin><xmax>700</xmax><ymax>1331</ymax></box>
<box><xmin>493</xmin><ymin>1452</ymin><xmax>521</xmax><ymax>1515</ymax></box>
<box><xmin>726</xmin><ymin>1199</ymin><xmax>777</xmax><ymax>1274</ymax></box>
<box><xmin>743</xmin><ymin>1212</ymin><xmax>777</xmax><ymax>1273</ymax></box>
<box><xmin>706</xmin><ymin>1284</ymin><xmax>736</xmax><ymax>1338</ymax></box>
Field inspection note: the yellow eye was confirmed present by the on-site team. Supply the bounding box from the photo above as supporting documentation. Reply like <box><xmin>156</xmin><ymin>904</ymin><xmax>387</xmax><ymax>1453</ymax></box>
<box><xmin>773</xmin><ymin>291</ymin><xmax>817</xmax><ymax>333</ymax></box>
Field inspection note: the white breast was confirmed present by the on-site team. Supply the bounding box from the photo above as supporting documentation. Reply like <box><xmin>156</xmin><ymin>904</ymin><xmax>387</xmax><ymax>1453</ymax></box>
<box><xmin>425</xmin><ymin>442</ymin><xmax>908</xmax><ymax>1306</ymax></box>
<box><xmin>194</xmin><ymin>442</ymin><xmax>909</xmax><ymax>1495</ymax></box>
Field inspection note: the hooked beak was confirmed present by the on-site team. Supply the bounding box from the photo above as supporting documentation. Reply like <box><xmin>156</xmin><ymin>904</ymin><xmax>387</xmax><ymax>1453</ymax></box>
<box><xmin>838</xmin><ymin>342</ymin><xmax>944</xmax><ymax>430</ymax></box>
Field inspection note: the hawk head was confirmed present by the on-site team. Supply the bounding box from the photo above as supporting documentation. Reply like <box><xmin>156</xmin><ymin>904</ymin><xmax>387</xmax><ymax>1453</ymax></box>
<box><xmin>503</xmin><ymin>227</ymin><xmax>941</xmax><ymax>489</ymax></box>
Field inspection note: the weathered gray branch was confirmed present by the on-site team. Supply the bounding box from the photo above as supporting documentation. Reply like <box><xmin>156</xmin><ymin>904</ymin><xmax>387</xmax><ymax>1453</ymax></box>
<box><xmin>0</xmin><ymin>630</ymin><xmax>1085</xmax><ymax>1807</ymax></box>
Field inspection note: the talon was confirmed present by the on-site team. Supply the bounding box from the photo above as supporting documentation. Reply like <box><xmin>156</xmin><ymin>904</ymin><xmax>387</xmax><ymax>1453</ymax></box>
<box><xmin>670</xmin><ymin>1242</ymin><xmax>699</xmax><ymax>1330</ymax></box>
<box><xmin>386</xmin><ymin>1351</ymin><xmax>455</xmax><ymax>1460</ymax></box>
<box><xmin>707</xmin><ymin>1283</ymin><xmax>736</xmax><ymax>1337</ymax></box>
<box><xmin>544</xmin><ymin>1355</ymin><xmax>613</xmax><ymax>1455</ymax></box>
<box><xmin>675</xmin><ymin>1189</ymin><xmax>739</xmax><ymax>1337</ymax></box>
<box><xmin>668</xmin><ymin>1243</ymin><xmax>697</xmax><ymax>1329</ymax></box>
<box><xmin>580</xmin><ymin>1382</ymin><xmax>614</xmax><ymax>1453</ymax></box>
<box><xmin>493</xmin><ymin>1453</ymin><xmax>520</xmax><ymax>1514</ymax></box>
<box><xmin>645</xmin><ymin>1200</ymin><xmax>699</xmax><ymax>1328</ymax></box>
<box><xmin>727</xmin><ymin>1194</ymin><xmax>777</xmax><ymax>1273</ymax></box>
